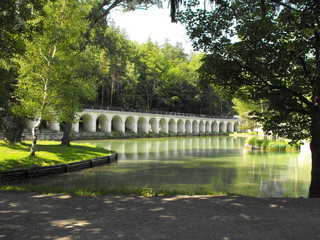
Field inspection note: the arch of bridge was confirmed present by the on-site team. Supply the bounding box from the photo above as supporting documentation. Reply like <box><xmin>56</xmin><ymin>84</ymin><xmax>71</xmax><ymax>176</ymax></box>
<box><xmin>73</xmin><ymin>109</ymin><xmax>240</xmax><ymax>134</ymax></box>
<box><xmin>25</xmin><ymin>109</ymin><xmax>241</xmax><ymax>134</ymax></box>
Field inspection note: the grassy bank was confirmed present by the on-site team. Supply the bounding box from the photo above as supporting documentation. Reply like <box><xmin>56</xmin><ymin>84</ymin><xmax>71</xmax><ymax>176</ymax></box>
<box><xmin>245</xmin><ymin>137</ymin><xmax>300</xmax><ymax>152</ymax></box>
<box><xmin>0</xmin><ymin>185</ymin><xmax>227</xmax><ymax>197</ymax></box>
<box><xmin>0</xmin><ymin>140</ymin><xmax>114</xmax><ymax>171</ymax></box>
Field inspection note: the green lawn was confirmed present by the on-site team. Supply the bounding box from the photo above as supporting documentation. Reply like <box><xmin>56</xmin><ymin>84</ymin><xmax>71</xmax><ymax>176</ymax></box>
<box><xmin>0</xmin><ymin>141</ymin><xmax>114</xmax><ymax>171</ymax></box>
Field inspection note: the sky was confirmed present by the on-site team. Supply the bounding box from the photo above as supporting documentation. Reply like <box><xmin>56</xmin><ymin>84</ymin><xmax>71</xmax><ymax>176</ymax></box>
<box><xmin>110</xmin><ymin>6</ymin><xmax>194</xmax><ymax>53</ymax></box>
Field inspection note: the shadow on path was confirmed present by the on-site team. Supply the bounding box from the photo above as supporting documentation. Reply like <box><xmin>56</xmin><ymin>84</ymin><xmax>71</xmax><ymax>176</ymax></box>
<box><xmin>1</xmin><ymin>192</ymin><xmax>320</xmax><ymax>239</ymax></box>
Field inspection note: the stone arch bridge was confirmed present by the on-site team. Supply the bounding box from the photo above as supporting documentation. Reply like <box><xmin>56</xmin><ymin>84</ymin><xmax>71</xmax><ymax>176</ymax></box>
<box><xmin>25</xmin><ymin>108</ymin><xmax>241</xmax><ymax>135</ymax></box>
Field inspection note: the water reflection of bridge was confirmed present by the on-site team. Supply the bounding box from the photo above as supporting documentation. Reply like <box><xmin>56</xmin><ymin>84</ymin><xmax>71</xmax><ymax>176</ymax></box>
<box><xmin>94</xmin><ymin>136</ymin><xmax>246</xmax><ymax>160</ymax></box>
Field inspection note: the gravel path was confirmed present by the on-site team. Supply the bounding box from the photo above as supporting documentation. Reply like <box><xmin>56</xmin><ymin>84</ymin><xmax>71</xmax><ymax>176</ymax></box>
<box><xmin>1</xmin><ymin>191</ymin><xmax>320</xmax><ymax>240</ymax></box>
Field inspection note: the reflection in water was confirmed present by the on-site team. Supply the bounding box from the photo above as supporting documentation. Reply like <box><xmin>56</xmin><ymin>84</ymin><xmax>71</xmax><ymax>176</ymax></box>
<box><xmin>27</xmin><ymin>136</ymin><xmax>311</xmax><ymax>197</ymax></box>
<box><xmin>101</xmin><ymin>136</ymin><xmax>245</xmax><ymax>160</ymax></box>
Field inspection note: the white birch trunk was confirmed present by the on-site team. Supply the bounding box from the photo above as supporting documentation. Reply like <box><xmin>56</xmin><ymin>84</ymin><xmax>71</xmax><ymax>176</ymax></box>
<box><xmin>30</xmin><ymin>118</ymin><xmax>42</xmax><ymax>156</ymax></box>
<box><xmin>30</xmin><ymin>42</ymin><xmax>55</xmax><ymax>156</ymax></box>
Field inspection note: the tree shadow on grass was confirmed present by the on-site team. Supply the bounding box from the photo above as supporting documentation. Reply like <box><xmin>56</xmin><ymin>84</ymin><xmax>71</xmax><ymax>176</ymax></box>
<box><xmin>39</xmin><ymin>144</ymin><xmax>114</xmax><ymax>161</ymax></box>
<box><xmin>0</xmin><ymin>156</ymin><xmax>62</xmax><ymax>171</ymax></box>
<box><xmin>0</xmin><ymin>141</ymin><xmax>30</xmax><ymax>150</ymax></box>
<box><xmin>0</xmin><ymin>141</ymin><xmax>114</xmax><ymax>171</ymax></box>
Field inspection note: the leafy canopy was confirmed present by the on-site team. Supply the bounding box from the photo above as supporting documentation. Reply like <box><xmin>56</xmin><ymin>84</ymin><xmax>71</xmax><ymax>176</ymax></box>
<box><xmin>0</xmin><ymin>0</ymin><xmax>47</xmax><ymax>111</ymax></box>
<box><xmin>14</xmin><ymin>0</ymin><xmax>98</xmax><ymax>123</ymax></box>
<box><xmin>178</xmin><ymin>0</ymin><xmax>319</xmax><ymax>142</ymax></box>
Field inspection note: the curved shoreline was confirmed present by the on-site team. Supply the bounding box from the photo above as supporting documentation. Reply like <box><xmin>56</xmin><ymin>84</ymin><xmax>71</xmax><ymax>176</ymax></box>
<box><xmin>0</xmin><ymin>153</ymin><xmax>118</xmax><ymax>181</ymax></box>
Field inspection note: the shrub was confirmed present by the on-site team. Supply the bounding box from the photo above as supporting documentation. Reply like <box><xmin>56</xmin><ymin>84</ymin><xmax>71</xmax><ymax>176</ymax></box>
<box><xmin>245</xmin><ymin>137</ymin><xmax>300</xmax><ymax>152</ymax></box>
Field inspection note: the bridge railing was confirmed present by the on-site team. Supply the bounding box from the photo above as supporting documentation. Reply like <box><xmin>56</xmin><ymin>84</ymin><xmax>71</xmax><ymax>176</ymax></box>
<box><xmin>82</xmin><ymin>105</ymin><xmax>237</xmax><ymax>119</ymax></box>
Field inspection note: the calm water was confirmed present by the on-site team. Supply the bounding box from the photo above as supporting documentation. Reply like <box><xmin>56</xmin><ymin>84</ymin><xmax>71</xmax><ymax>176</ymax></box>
<box><xmin>29</xmin><ymin>136</ymin><xmax>312</xmax><ymax>197</ymax></box>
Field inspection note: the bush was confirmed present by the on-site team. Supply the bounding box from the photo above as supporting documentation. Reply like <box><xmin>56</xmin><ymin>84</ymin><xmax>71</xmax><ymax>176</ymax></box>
<box><xmin>245</xmin><ymin>137</ymin><xmax>300</xmax><ymax>151</ymax></box>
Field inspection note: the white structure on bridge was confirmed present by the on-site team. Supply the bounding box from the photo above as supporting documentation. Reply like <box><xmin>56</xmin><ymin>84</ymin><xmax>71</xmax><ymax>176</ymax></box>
<box><xmin>25</xmin><ymin>109</ymin><xmax>241</xmax><ymax>134</ymax></box>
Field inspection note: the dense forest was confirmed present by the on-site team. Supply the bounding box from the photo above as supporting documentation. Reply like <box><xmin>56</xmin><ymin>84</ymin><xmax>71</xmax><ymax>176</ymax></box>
<box><xmin>88</xmin><ymin>24</ymin><xmax>234</xmax><ymax>116</ymax></box>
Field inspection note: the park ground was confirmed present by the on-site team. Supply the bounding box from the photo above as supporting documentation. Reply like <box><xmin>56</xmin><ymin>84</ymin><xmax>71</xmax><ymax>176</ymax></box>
<box><xmin>1</xmin><ymin>191</ymin><xmax>320</xmax><ymax>240</ymax></box>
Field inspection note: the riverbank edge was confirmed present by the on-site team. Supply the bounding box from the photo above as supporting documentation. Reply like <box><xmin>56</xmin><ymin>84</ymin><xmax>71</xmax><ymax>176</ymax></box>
<box><xmin>244</xmin><ymin>143</ymin><xmax>300</xmax><ymax>152</ymax></box>
<box><xmin>0</xmin><ymin>153</ymin><xmax>118</xmax><ymax>182</ymax></box>
<box><xmin>70</xmin><ymin>132</ymin><xmax>230</xmax><ymax>141</ymax></box>
<box><xmin>0</xmin><ymin>130</ymin><xmax>230</xmax><ymax>141</ymax></box>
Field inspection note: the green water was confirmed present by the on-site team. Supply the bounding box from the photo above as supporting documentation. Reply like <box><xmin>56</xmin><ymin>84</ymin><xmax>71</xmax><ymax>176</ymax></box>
<box><xmin>29</xmin><ymin>136</ymin><xmax>312</xmax><ymax>197</ymax></box>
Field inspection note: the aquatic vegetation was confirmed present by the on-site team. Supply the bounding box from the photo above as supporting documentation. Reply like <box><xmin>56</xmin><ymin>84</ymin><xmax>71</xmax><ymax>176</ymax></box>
<box><xmin>245</xmin><ymin>137</ymin><xmax>300</xmax><ymax>152</ymax></box>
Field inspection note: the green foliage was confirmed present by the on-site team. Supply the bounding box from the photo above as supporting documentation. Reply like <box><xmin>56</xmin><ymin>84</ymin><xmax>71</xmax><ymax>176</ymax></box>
<box><xmin>178</xmin><ymin>1</ymin><xmax>320</xmax><ymax>196</ymax></box>
<box><xmin>232</xmin><ymin>98</ymin><xmax>261</xmax><ymax>131</ymax></box>
<box><xmin>1</xmin><ymin>0</ymin><xmax>237</xmax><ymax>146</ymax></box>
<box><xmin>245</xmin><ymin>137</ymin><xmax>300</xmax><ymax>152</ymax></box>
<box><xmin>93</xmin><ymin>23</ymin><xmax>138</xmax><ymax>108</ymax></box>
<box><xmin>0</xmin><ymin>0</ymin><xmax>46</xmax><ymax>63</ymax></box>
<box><xmin>87</xmin><ymin>23</ymin><xmax>234</xmax><ymax>116</ymax></box>
<box><xmin>0</xmin><ymin>184</ymin><xmax>228</xmax><ymax>197</ymax></box>
<box><xmin>13</xmin><ymin>0</ymin><xmax>98</xmax><ymax>123</ymax></box>
<box><xmin>0</xmin><ymin>0</ymin><xmax>47</xmax><ymax>124</ymax></box>
<box><xmin>177</xmin><ymin>0</ymin><xmax>319</xmax><ymax>142</ymax></box>
<box><xmin>137</xmin><ymin>40</ymin><xmax>169</xmax><ymax>110</ymax></box>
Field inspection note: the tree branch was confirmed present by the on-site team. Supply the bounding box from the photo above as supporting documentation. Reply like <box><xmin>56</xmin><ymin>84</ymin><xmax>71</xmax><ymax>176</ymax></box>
<box><xmin>89</xmin><ymin>0</ymin><xmax>122</xmax><ymax>30</ymax></box>
<box><xmin>269</xmin><ymin>0</ymin><xmax>300</xmax><ymax>12</ymax></box>
<box><xmin>39</xmin><ymin>45</ymin><xmax>49</xmax><ymax>64</ymax></box>
<box><xmin>232</xmin><ymin>58</ymin><xmax>313</xmax><ymax>110</ymax></box>
<box><xmin>298</xmin><ymin>55</ymin><xmax>312</xmax><ymax>83</ymax></box>
<box><xmin>282</xmin><ymin>107</ymin><xmax>310</xmax><ymax>115</ymax></box>
<box><xmin>32</xmin><ymin>72</ymin><xmax>46</xmax><ymax>81</ymax></box>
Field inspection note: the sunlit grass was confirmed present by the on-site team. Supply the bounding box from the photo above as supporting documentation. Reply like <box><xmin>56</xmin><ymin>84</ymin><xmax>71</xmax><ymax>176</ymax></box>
<box><xmin>245</xmin><ymin>137</ymin><xmax>300</xmax><ymax>151</ymax></box>
<box><xmin>0</xmin><ymin>140</ymin><xmax>114</xmax><ymax>171</ymax></box>
<box><xmin>0</xmin><ymin>184</ymin><xmax>228</xmax><ymax>197</ymax></box>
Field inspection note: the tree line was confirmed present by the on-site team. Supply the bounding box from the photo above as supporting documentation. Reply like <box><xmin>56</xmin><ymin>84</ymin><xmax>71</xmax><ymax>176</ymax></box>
<box><xmin>89</xmin><ymin>25</ymin><xmax>233</xmax><ymax>116</ymax></box>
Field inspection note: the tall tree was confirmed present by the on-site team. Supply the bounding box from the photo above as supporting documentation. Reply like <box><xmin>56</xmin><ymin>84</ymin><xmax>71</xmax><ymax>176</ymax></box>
<box><xmin>0</xmin><ymin>0</ymin><xmax>47</xmax><ymax>143</ymax></box>
<box><xmin>14</xmin><ymin>0</ymin><xmax>98</xmax><ymax>155</ymax></box>
<box><xmin>137</xmin><ymin>40</ymin><xmax>169</xmax><ymax>110</ymax></box>
<box><xmin>161</xmin><ymin>40</ymin><xmax>188</xmax><ymax>66</ymax></box>
<box><xmin>178</xmin><ymin>0</ymin><xmax>320</xmax><ymax>197</ymax></box>
<box><xmin>93</xmin><ymin>23</ymin><xmax>134</xmax><ymax>107</ymax></box>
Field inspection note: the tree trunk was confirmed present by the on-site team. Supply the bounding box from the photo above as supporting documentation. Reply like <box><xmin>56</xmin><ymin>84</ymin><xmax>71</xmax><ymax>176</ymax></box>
<box><xmin>310</xmin><ymin>21</ymin><xmax>320</xmax><ymax>197</ymax></box>
<box><xmin>30</xmin><ymin>118</ymin><xmax>42</xmax><ymax>156</ymax></box>
<box><xmin>101</xmin><ymin>84</ymin><xmax>104</xmax><ymax>108</ymax></box>
<box><xmin>309</xmin><ymin>110</ymin><xmax>320</xmax><ymax>197</ymax></box>
<box><xmin>61</xmin><ymin>122</ymin><xmax>72</xmax><ymax>146</ymax></box>
<box><xmin>110</xmin><ymin>69</ymin><xmax>116</xmax><ymax>108</ymax></box>
<box><xmin>4</xmin><ymin>113</ymin><xmax>24</xmax><ymax>144</ymax></box>
<box><xmin>109</xmin><ymin>83</ymin><xmax>113</xmax><ymax>108</ymax></box>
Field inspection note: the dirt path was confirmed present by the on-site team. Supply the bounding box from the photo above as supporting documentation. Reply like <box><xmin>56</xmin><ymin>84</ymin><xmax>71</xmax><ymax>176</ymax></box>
<box><xmin>1</xmin><ymin>191</ymin><xmax>320</xmax><ymax>240</ymax></box>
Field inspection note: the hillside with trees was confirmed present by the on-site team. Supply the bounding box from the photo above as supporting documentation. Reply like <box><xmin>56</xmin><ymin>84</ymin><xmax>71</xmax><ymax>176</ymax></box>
<box><xmin>89</xmin><ymin>25</ymin><xmax>234</xmax><ymax>116</ymax></box>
